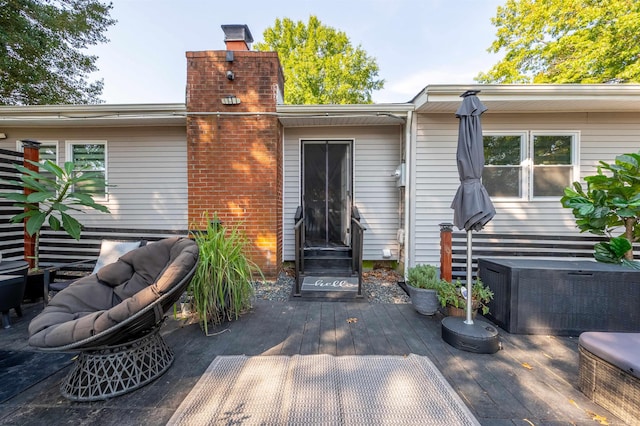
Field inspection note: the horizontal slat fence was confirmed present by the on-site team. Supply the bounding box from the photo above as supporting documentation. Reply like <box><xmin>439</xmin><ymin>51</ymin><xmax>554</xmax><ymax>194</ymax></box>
<box><xmin>39</xmin><ymin>227</ymin><xmax>189</xmax><ymax>272</ymax></box>
<box><xmin>0</xmin><ymin>148</ymin><xmax>25</xmax><ymax>261</ymax></box>
<box><xmin>451</xmin><ymin>232</ymin><xmax>639</xmax><ymax>283</ymax></box>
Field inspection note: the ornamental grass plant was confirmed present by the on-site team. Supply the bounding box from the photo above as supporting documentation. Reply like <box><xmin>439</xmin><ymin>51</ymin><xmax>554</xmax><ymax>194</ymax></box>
<box><xmin>189</xmin><ymin>213</ymin><xmax>263</xmax><ymax>335</ymax></box>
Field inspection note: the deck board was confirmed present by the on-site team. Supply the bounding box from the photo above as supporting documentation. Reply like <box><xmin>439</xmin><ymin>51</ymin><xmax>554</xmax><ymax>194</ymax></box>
<box><xmin>0</xmin><ymin>300</ymin><xmax>630</xmax><ymax>425</ymax></box>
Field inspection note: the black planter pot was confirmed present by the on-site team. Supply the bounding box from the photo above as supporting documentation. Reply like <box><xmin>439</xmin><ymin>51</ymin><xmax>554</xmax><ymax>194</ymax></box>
<box><xmin>23</xmin><ymin>272</ymin><xmax>46</xmax><ymax>302</ymax></box>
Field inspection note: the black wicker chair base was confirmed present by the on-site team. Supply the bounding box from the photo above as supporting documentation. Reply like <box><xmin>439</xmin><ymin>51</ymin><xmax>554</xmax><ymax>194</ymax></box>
<box><xmin>579</xmin><ymin>346</ymin><xmax>640</xmax><ymax>425</ymax></box>
<box><xmin>61</xmin><ymin>328</ymin><xmax>174</xmax><ymax>402</ymax></box>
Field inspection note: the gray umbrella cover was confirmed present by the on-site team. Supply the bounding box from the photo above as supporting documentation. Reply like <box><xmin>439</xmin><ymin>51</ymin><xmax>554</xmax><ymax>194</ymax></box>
<box><xmin>451</xmin><ymin>94</ymin><xmax>496</xmax><ymax>231</ymax></box>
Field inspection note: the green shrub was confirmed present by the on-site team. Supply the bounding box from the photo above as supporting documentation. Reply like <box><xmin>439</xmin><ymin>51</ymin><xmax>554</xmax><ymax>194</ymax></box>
<box><xmin>189</xmin><ymin>213</ymin><xmax>263</xmax><ymax>334</ymax></box>
<box><xmin>406</xmin><ymin>264</ymin><xmax>442</xmax><ymax>290</ymax></box>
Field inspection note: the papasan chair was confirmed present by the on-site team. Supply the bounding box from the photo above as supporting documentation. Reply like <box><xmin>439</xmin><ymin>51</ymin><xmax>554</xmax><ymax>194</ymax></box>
<box><xmin>28</xmin><ymin>236</ymin><xmax>199</xmax><ymax>401</ymax></box>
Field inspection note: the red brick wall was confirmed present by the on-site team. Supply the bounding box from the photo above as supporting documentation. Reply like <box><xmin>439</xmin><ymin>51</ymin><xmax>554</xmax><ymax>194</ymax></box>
<box><xmin>186</xmin><ymin>50</ymin><xmax>284</xmax><ymax>278</ymax></box>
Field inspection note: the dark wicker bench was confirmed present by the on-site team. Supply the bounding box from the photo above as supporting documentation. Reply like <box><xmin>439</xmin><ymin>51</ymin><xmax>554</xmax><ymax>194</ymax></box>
<box><xmin>578</xmin><ymin>332</ymin><xmax>640</xmax><ymax>425</ymax></box>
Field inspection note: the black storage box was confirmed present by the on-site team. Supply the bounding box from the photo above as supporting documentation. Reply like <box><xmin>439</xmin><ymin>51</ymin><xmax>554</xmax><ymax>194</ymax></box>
<box><xmin>478</xmin><ymin>258</ymin><xmax>640</xmax><ymax>336</ymax></box>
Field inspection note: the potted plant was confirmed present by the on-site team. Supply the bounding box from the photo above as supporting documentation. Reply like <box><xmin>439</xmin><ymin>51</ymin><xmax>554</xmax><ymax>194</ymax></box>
<box><xmin>405</xmin><ymin>264</ymin><xmax>443</xmax><ymax>315</ymax></box>
<box><xmin>561</xmin><ymin>150</ymin><xmax>640</xmax><ymax>268</ymax></box>
<box><xmin>0</xmin><ymin>160</ymin><xmax>110</xmax><ymax>299</ymax></box>
<box><xmin>189</xmin><ymin>213</ymin><xmax>263</xmax><ymax>335</ymax></box>
<box><xmin>437</xmin><ymin>279</ymin><xmax>493</xmax><ymax>318</ymax></box>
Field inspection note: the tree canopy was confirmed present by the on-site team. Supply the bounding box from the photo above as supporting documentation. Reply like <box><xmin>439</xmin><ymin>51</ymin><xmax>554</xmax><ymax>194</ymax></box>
<box><xmin>476</xmin><ymin>0</ymin><xmax>640</xmax><ymax>84</ymax></box>
<box><xmin>254</xmin><ymin>16</ymin><xmax>384</xmax><ymax>104</ymax></box>
<box><xmin>0</xmin><ymin>0</ymin><xmax>116</xmax><ymax>105</ymax></box>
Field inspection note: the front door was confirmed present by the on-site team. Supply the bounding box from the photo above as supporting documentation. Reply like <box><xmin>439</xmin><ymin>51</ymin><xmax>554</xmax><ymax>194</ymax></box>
<box><xmin>302</xmin><ymin>141</ymin><xmax>352</xmax><ymax>248</ymax></box>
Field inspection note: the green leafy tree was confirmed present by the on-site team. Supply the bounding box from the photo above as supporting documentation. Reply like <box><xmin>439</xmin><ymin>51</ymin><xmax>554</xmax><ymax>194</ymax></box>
<box><xmin>0</xmin><ymin>160</ymin><xmax>111</xmax><ymax>269</ymax></box>
<box><xmin>477</xmin><ymin>0</ymin><xmax>640</xmax><ymax>83</ymax></box>
<box><xmin>254</xmin><ymin>16</ymin><xmax>384</xmax><ymax>104</ymax></box>
<box><xmin>0</xmin><ymin>0</ymin><xmax>116</xmax><ymax>105</ymax></box>
<box><xmin>561</xmin><ymin>151</ymin><xmax>640</xmax><ymax>268</ymax></box>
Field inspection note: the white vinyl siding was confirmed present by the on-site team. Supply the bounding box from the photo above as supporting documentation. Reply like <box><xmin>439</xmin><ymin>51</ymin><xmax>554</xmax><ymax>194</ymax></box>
<box><xmin>283</xmin><ymin>126</ymin><xmax>402</xmax><ymax>261</ymax></box>
<box><xmin>411</xmin><ymin>111</ymin><xmax>640</xmax><ymax>268</ymax></box>
<box><xmin>4</xmin><ymin>126</ymin><xmax>188</xmax><ymax>230</ymax></box>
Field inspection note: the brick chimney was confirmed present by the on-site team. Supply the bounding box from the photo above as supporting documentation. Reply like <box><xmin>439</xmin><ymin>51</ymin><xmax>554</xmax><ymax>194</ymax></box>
<box><xmin>185</xmin><ymin>25</ymin><xmax>284</xmax><ymax>278</ymax></box>
<box><xmin>221</xmin><ymin>24</ymin><xmax>253</xmax><ymax>51</ymax></box>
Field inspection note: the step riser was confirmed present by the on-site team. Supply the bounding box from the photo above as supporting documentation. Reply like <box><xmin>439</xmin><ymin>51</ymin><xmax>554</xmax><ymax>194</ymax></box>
<box><xmin>304</xmin><ymin>249</ymin><xmax>351</xmax><ymax>258</ymax></box>
<box><xmin>304</xmin><ymin>258</ymin><xmax>352</xmax><ymax>271</ymax></box>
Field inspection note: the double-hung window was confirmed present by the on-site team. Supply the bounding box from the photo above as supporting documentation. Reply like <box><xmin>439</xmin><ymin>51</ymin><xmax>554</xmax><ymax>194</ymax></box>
<box><xmin>66</xmin><ymin>141</ymin><xmax>108</xmax><ymax>199</ymax></box>
<box><xmin>483</xmin><ymin>132</ymin><xmax>578</xmax><ymax>200</ymax></box>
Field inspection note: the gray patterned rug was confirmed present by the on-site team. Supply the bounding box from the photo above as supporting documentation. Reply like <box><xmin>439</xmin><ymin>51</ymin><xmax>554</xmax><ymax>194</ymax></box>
<box><xmin>167</xmin><ymin>354</ymin><xmax>479</xmax><ymax>425</ymax></box>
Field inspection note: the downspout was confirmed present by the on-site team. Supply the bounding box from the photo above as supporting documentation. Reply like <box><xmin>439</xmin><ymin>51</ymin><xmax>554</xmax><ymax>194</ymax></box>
<box><xmin>403</xmin><ymin>110</ymin><xmax>414</xmax><ymax>279</ymax></box>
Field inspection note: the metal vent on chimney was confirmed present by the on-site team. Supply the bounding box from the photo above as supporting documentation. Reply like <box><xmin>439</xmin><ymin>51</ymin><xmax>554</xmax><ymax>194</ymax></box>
<box><xmin>221</xmin><ymin>24</ymin><xmax>254</xmax><ymax>51</ymax></box>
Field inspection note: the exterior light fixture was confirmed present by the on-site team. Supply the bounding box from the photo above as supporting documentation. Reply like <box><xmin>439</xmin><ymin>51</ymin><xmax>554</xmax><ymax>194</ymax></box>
<box><xmin>221</xmin><ymin>95</ymin><xmax>241</xmax><ymax>105</ymax></box>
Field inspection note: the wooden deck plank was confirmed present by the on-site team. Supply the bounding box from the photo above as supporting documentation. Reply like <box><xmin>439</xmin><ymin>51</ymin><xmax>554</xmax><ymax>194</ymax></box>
<box><xmin>319</xmin><ymin>302</ymin><xmax>337</xmax><ymax>355</ymax></box>
<box><xmin>496</xmin><ymin>332</ymin><xmax>617</xmax><ymax>423</ymax></box>
<box><xmin>333</xmin><ymin>302</ymin><xmax>356</xmax><ymax>355</ymax></box>
<box><xmin>368</xmin><ymin>304</ymin><xmax>414</xmax><ymax>355</ymax></box>
<box><xmin>343</xmin><ymin>302</ymin><xmax>374</xmax><ymax>355</ymax></box>
<box><xmin>278</xmin><ymin>301</ymin><xmax>309</xmax><ymax>355</ymax></box>
<box><xmin>299</xmin><ymin>302</ymin><xmax>322</xmax><ymax>354</ymax></box>
<box><xmin>393</xmin><ymin>306</ymin><xmax>514</xmax><ymax>421</ymax></box>
<box><xmin>0</xmin><ymin>300</ymin><xmax>628</xmax><ymax>426</ymax></box>
<box><xmin>354</xmin><ymin>303</ymin><xmax>395</xmax><ymax>355</ymax></box>
<box><xmin>379</xmin><ymin>304</ymin><xmax>430</xmax><ymax>355</ymax></box>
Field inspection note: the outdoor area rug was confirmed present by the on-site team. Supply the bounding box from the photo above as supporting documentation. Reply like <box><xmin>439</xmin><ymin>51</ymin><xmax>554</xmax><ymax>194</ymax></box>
<box><xmin>167</xmin><ymin>354</ymin><xmax>479</xmax><ymax>425</ymax></box>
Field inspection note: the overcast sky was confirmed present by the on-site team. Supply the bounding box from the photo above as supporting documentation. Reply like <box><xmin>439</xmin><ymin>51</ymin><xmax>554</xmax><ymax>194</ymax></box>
<box><xmin>86</xmin><ymin>0</ymin><xmax>506</xmax><ymax>104</ymax></box>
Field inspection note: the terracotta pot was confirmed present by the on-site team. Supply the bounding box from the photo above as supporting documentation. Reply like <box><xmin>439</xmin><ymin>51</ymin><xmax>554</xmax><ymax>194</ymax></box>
<box><xmin>446</xmin><ymin>304</ymin><xmax>477</xmax><ymax>318</ymax></box>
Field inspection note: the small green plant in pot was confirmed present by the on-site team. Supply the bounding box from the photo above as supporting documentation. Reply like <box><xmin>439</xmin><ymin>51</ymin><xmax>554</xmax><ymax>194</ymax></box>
<box><xmin>437</xmin><ymin>279</ymin><xmax>493</xmax><ymax>317</ymax></box>
<box><xmin>189</xmin><ymin>213</ymin><xmax>263</xmax><ymax>335</ymax></box>
<box><xmin>406</xmin><ymin>264</ymin><xmax>444</xmax><ymax>316</ymax></box>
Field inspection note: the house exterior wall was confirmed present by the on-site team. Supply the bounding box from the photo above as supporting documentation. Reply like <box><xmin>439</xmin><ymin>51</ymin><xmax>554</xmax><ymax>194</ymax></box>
<box><xmin>186</xmin><ymin>49</ymin><xmax>284</xmax><ymax>278</ymax></box>
<box><xmin>283</xmin><ymin>125</ymin><xmax>403</xmax><ymax>262</ymax></box>
<box><xmin>0</xmin><ymin>126</ymin><xmax>188</xmax><ymax>229</ymax></box>
<box><xmin>411</xmin><ymin>111</ymin><xmax>640</xmax><ymax>267</ymax></box>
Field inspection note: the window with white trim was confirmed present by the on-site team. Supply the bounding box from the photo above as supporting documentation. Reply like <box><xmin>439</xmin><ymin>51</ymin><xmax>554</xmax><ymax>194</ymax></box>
<box><xmin>66</xmin><ymin>141</ymin><xmax>107</xmax><ymax>199</ymax></box>
<box><xmin>483</xmin><ymin>132</ymin><xmax>578</xmax><ymax>200</ymax></box>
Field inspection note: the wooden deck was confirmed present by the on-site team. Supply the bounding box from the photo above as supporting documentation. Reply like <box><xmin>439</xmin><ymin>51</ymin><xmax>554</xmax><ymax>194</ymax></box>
<box><xmin>0</xmin><ymin>299</ymin><xmax>630</xmax><ymax>425</ymax></box>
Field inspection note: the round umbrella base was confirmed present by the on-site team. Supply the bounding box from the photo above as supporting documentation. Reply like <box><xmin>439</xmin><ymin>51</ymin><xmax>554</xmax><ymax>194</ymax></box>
<box><xmin>441</xmin><ymin>316</ymin><xmax>500</xmax><ymax>354</ymax></box>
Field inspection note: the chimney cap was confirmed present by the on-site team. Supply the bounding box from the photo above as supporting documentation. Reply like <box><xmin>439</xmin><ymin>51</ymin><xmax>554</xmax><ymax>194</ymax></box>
<box><xmin>221</xmin><ymin>24</ymin><xmax>254</xmax><ymax>44</ymax></box>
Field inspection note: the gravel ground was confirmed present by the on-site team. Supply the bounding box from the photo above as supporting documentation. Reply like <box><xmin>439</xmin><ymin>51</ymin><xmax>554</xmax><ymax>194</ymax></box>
<box><xmin>253</xmin><ymin>268</ymin><xmax>410</xmax><ymax>304</ymax></box>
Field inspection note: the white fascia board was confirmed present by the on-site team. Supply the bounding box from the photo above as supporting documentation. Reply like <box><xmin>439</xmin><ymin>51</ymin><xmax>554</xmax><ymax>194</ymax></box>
<box><xmin>0</xmin><ymin>103</ymin><xmax>187</xmax><ymax>127</ymax></box>
<box><xmin>414</xmin><ymin>84</ymin><xmax>640</xmax><ymax>113</ymax></box>
<box><xmin>277</xmin><ymin>103</ymin><xmax>414</xmax><ymax>115</ymax></box>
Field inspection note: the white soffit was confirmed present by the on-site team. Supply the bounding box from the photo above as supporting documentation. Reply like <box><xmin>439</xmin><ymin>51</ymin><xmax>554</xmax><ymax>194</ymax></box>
<box><xmin>414</xmin><ymin>84</ymin><xmax>640</xmax><ymax>114</ymax></box>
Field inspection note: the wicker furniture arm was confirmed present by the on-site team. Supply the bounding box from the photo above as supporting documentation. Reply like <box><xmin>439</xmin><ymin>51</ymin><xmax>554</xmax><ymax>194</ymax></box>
<box><xmin>578</xmin><ymin>331</ymin><xmax>640</xmax><ymax>425</ymax></box>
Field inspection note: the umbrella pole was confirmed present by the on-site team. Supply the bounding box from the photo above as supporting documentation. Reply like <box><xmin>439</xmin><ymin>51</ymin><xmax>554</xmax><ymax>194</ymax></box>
<box><xmin>465</xmin><ymin>230</ymin><xmax>474</xmax><ymax>325</ymax></box>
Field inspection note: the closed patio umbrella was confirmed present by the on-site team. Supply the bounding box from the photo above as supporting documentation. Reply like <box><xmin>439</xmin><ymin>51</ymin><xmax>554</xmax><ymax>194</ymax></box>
<box><xmin>450</xmin><ymin>90</ymin><xmax>495</xmax><ymax>325</ymax></box>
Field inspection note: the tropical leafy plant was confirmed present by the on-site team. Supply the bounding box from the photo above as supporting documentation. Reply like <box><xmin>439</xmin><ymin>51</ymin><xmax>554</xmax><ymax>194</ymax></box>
<box><xmin>0</xmin><ymin>159</ymin><xmax>110</xmax><ymax>269</ymax></box>
<box><xmin>437</xmin><ymin>279</ymin><xmax>494</xmax><ymax>315</ymax></box>
<box><xmin>560</xmin><ymin>151</ymin><xmax>640</xmax><ymax>268</ymax></box>
<box><xmin>189</xmin><ymin>213</ymin><xmax>263</xmax><ymax>334</ymax></box>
